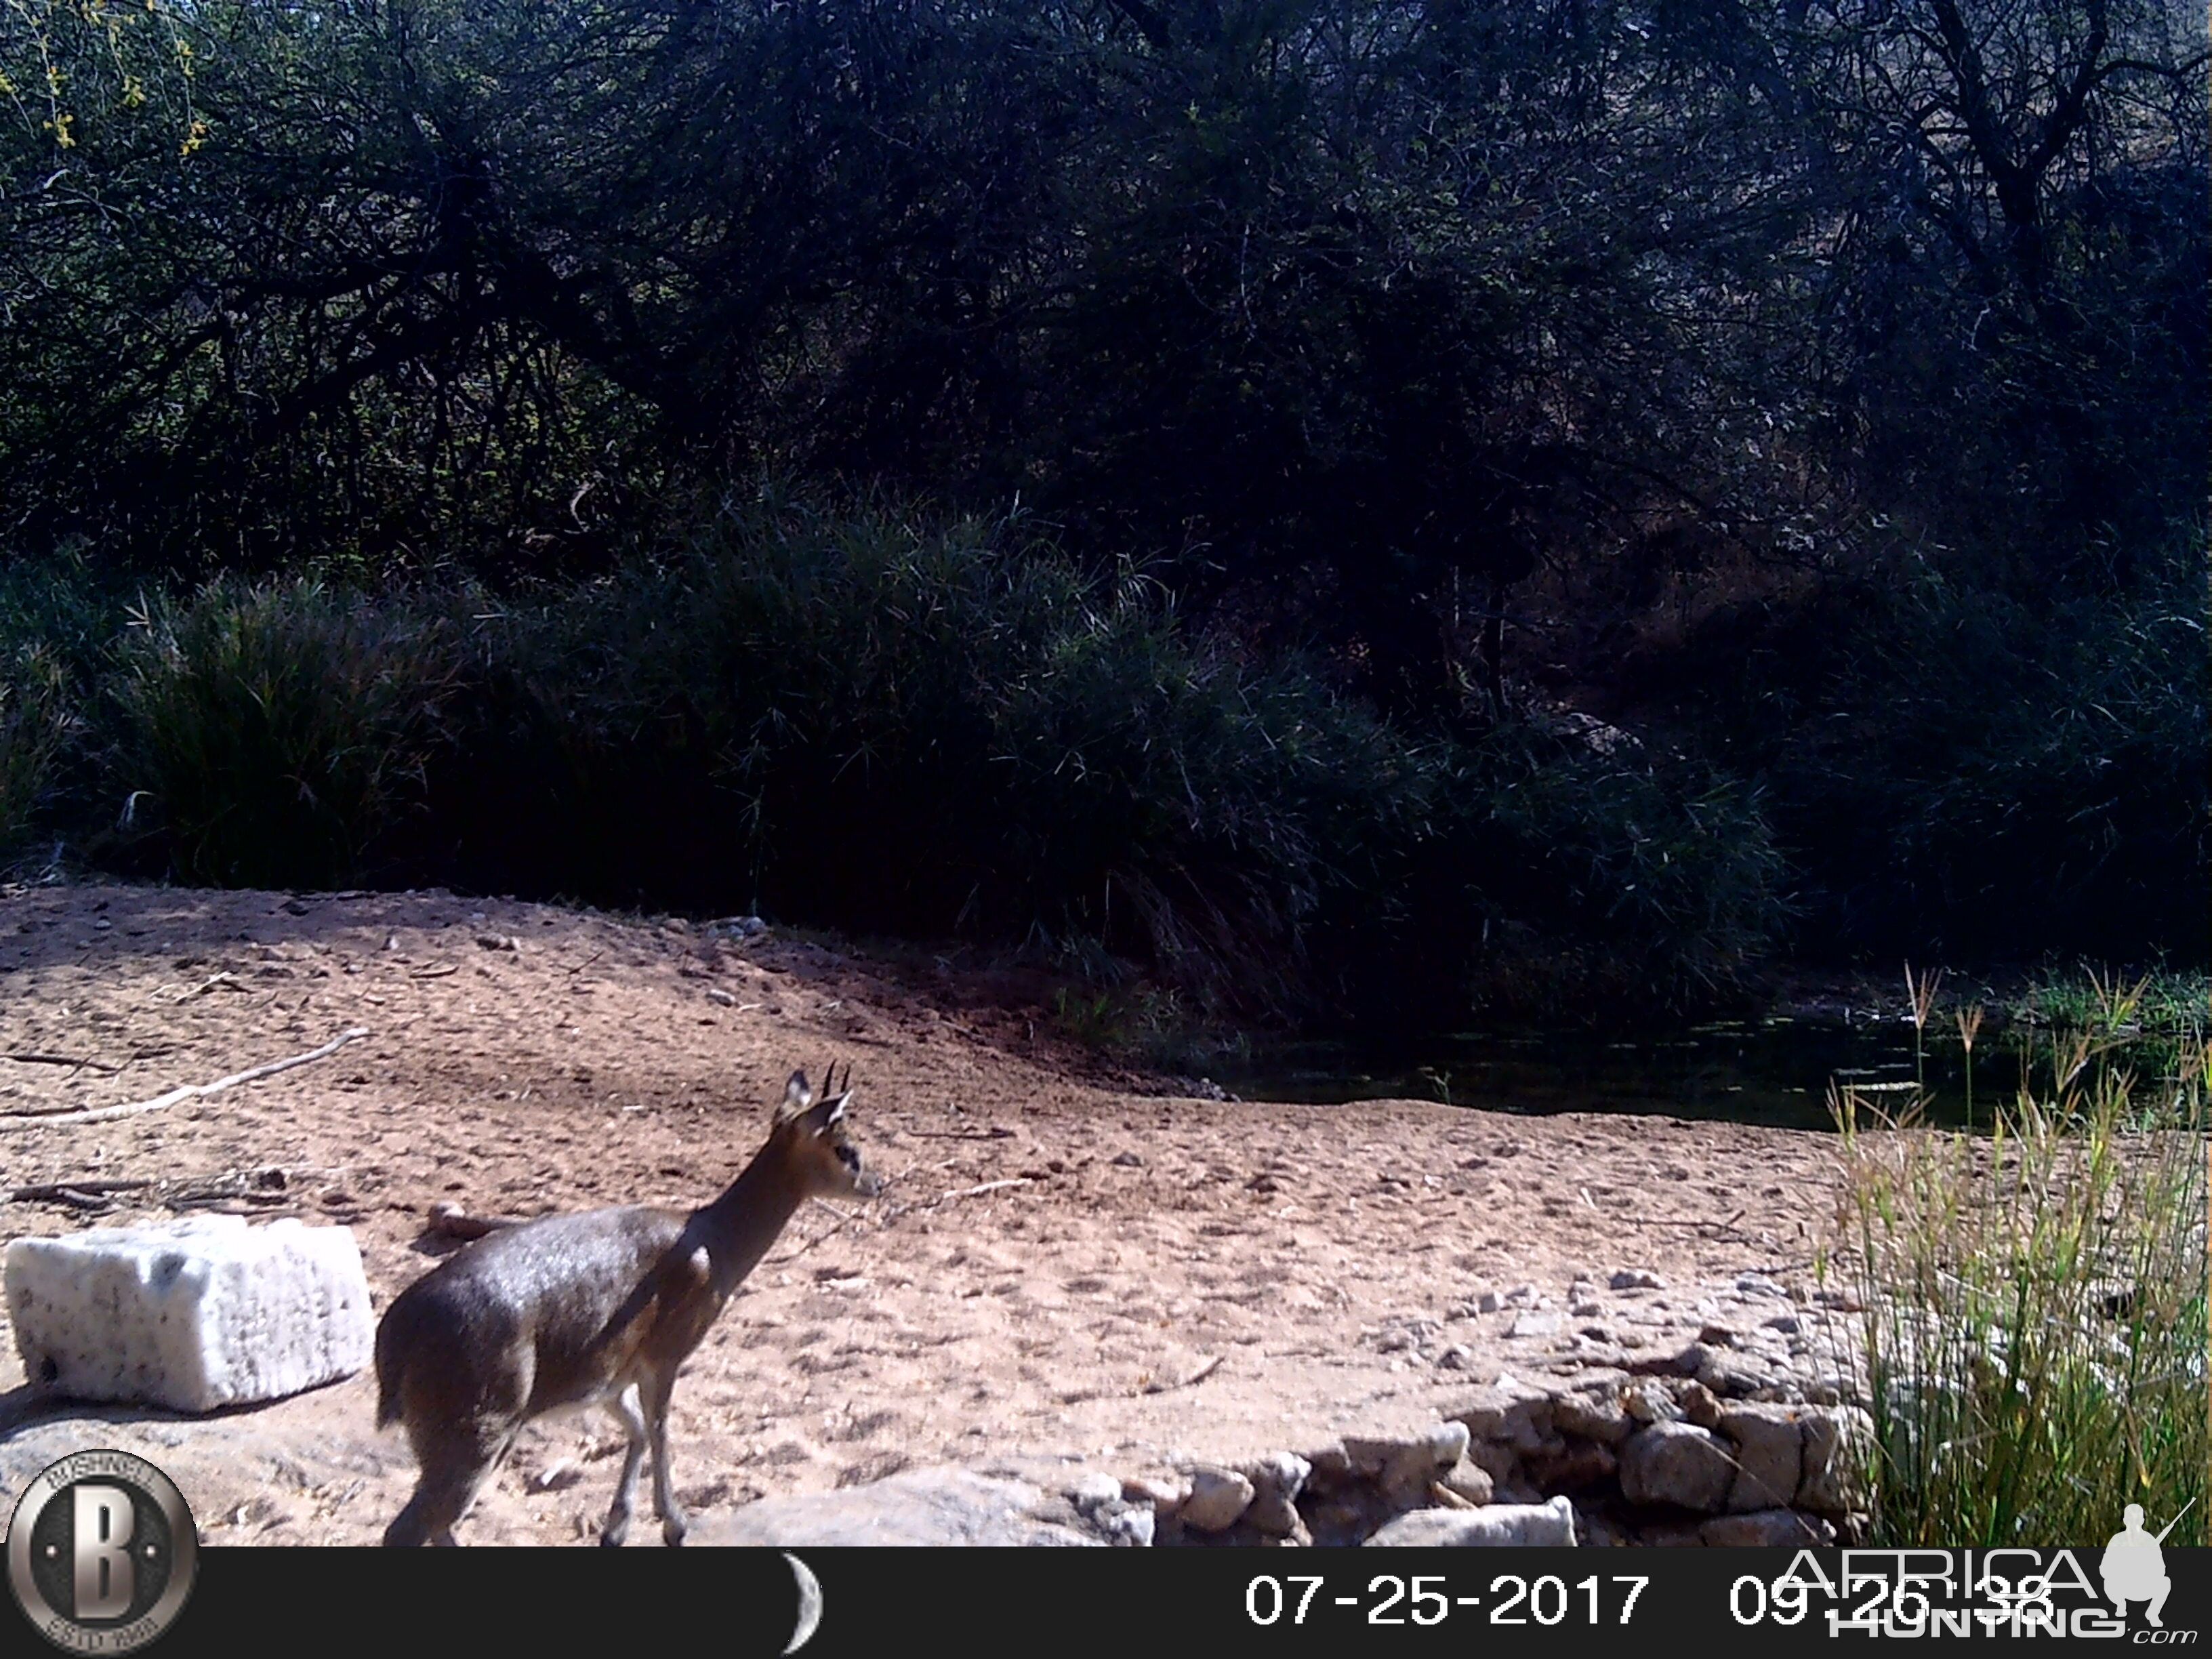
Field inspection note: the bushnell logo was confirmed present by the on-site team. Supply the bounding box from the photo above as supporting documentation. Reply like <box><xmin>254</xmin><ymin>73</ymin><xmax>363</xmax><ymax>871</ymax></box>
<box><xmin>6</xmin><ymin>1450</ymin><xmax>199</xmax><ymax>1654</ymax></box>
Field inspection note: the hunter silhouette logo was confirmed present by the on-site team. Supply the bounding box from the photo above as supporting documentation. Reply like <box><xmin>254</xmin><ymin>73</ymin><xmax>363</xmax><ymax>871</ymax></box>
<box><xmin>2100</xmin><ymin>1500</ymin><xmax>2191</xmax><ymax>1631</ymax></box>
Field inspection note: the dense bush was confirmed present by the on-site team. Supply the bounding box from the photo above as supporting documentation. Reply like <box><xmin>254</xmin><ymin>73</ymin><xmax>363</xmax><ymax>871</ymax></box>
<box><xmin>1707</xmin><ymin>522</ymin><xmax>2209</xmax><ymax>963</ymax></box>
<box><xmin>0</xmin><ymin>2</ymin><xmax>2198</xmax><ymax>998</ymax></box>
<box><xmin>2</xmin><ymin>504</ymin><xmax>1794</xmax><ymax>1025</ymax></box>
<box><xmin>113</xmin><ymin>579</ymin><xmax>457</xmax><ymax>888</ymax></box>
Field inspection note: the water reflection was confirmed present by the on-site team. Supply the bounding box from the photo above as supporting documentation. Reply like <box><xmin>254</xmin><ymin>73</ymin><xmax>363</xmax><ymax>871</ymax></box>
<box><xmin>1218</xmin><ymin>1019</ymin><xmax>2028</xmax><ymax>1131</ymax></box>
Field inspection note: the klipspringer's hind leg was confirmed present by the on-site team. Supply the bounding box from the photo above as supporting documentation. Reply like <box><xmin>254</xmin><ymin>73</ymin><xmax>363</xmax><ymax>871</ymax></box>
<box><xmin>643</xmin><ymin>1370</ymin><xmax>687</xmax><ymax>1547</ymax></box>
<box><xmin>600</xmin><ymin>1382</ymin><xmax>649</xmax><ymax>1547</ymax></box>
<box><xmin>385</xmin><ymin>1420</ymin><xmax>518</xmax><ymax>1547</ymax></box>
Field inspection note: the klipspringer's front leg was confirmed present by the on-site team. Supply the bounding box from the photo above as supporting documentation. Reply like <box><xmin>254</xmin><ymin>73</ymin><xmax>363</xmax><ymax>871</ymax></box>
<box><xmin>644</xmin><ymin>1370</ymin><xmax>688</xmax><ymax>1546</ymax></box>
<box><xmin>600</xmin><ymin>1382</ymin><xmax>650</xmax><ymax>1547</ymax></box>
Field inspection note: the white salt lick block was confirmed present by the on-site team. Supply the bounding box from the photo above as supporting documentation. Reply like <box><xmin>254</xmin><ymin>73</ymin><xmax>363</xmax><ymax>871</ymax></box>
<box><xmin>5</xmin><ymin>1215</ymin><xmax>373</xmax><ymax>1412</ymax></box>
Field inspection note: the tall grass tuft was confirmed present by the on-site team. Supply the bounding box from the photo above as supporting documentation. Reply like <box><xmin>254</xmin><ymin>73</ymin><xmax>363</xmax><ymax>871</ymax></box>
<box><xmin>0</xmin><ymin>645</ymin><xmax>77</xmax><ymax>857</ymax></box>
<box><xmin>1830</xmin><ymin>1025</ymin><xmax>2209</xmax><ymax>1544</ymax></box>
<box><xmin>115</xmin><ymin>579</ymin><xmax>456</xmax><ymax>887</ymax></box>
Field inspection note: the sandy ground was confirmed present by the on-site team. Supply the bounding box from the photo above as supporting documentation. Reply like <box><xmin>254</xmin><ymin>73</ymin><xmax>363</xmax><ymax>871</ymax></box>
<box><xmin>0</xmin><ymin>883</ymin><xmax>1847</xmax><ymax>1544</ymax></box>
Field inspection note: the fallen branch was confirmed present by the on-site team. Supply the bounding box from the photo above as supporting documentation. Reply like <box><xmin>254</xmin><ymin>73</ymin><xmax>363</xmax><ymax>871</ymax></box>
<box><xmin>1615</xmin><ymin>1212</ymin><xmax>1750</xmax><ymax>1232</ymax></box>
<box><xmin>426</xmin><ymin>1201</ymin><xmax>516</xmax><ymax>1241</ymax></box>
<box><xmin>7</xmin><ymin>1178</ymin><xmax>156</xmax><ymax>1204</ymax></box>
<box><xmin>0</xmin><ymin>1029</ymin><xmax>371</xmax><ymax>1129</ymax></box>
<box><xmin>2</xmin><ymin>1052</ymin><xmax>121</xmax><ymax>1075</ymax></box>
<box><xmin>927</xmin><ymin>1178</ymin><xmax>1030</xmax><ymax>1206</ymax></box>
<box><xmin>764</xmin><ymin>1198</ymin><xmax>866</xmax><ymax>1264</ymax></box>
<box><xmin>1142</xmin><ymin>1353</ymin><xmax>1224</xmax><ymax>1394</ymax></box>
<box><xmin>10</xmin><ymin>1186</ymin><xmax>119</xmax><ymax>1211</ymax></box>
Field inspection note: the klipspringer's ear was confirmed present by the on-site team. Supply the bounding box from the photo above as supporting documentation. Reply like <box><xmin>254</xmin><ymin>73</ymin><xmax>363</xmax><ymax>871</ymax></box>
<box><xmin>775</xmin><ymin>1069</ymin><xmax>813</xmax><ymax>1126</ymax></box>
<box><xmin>810</xmin><ymin>1064</ymin><xmax>853</xmax><ymax>1132</ymax></box>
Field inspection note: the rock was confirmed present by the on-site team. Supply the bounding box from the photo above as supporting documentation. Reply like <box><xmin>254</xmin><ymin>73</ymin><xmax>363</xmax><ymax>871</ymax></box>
<box><xmin>1698</xmin><ymin>1322</ymin><xmax>1742</xmax><ymax>1348</ymax></box>
<box><xmin>1435</xmin><ymin>1344</ymin><xmax>1475</xmax><ymax>1370</ymax></box>
<box><xmin>1622</xmin><ymin>1382</ymin><xmax>1682</xmax><ymax>1425</ymax></box>
<box><xmin>1454</xmin><ymin>1379</ymin><xmax>1556</xmax><ymax>1451</ymax></box>
<box><xmin>1526</xmin><ymin>1441</ymin><xmax>1617</xmax><ymax>1490</ymax></box>
<box><xmin>1476</xmin><ymin>1290</ymin><xmax>1502</xmax><ymax>1313</ymax></box>
<box><xmin>1103</xmin><ymin>1507</ymin><xmax>1156</xmax><ymax>1547</ymax></box>
<box><xmin>1465</xmin><ymin>1441</ymin><xmax>1519</xmax><ymax>1484</ymax></box>
<box><xmin>1181</xmin><ymin>1466</ymin><xmax>1256</xmax><ymax>1532</ymax></box>
<box><xmin>1618</xmin><ymin>1422</ymin><xmax>1734</xmax><ymax>1513</ymax></box>
<box><xmin>1121</xmin><ymin>1474</ymin><xmax>1188</xmax><ymax>1515</ymax></box>
<box><xmin>1069</xmin><ymin>1471</ymin><xmax>1125</xmax><ymax>1513</ymax></box>
<box><xmin>1700</xmin><ymin>1509</ymin><xmax>1835</xmax><ymax>1547</ymax></box>
<box><xmin>1303</xmin><ymin>1440</ymin><xmax>1352</xmax><ymax>1484</ymax></box>
<box><xmin>3</xmin><ymin>1216</ymin><xmax>373</xmax><ymax>1412</ymax></box>
<box><xmin>1242</xmin><ymin>1452</ymin><xmax>1311</xmax><ymax>1535</ymax></box>
<box><xmin>1611</xmin><ymin>1269</ymin><xmax>1666</xmax><ymax>1290</ymax></box>
<box><xmin>1704</xmin><ymin>1352</ymin><xmax>1778</xmax><ymax>1397</ymax></box>
<box><xmin>1674</xmin><ymin>1379</ymin><xmax>1723</xmax><ymax>1427</ymax></box>
<box><xmin>1343</xmin><ymin>1422</ymin><xmax>1471</xmax><ymax>1500</ymax></box>
<box><xmin>1718</xmin><ymin>1404</ymin><xmax>1803</xmax><ymax>1513</ymax></box>
<box><xmin>1671</xmin><ymin>1340</ymin><xmax>1721</xmax><ymax>1377</ymax></box>
<box><xmin>1553</xmin><ymin>1389</ymin><xmax>1632</xmax><ymax>1445</ymax></box>
<box><xmin>1061</xmin><ymin>1474</ymin><xmax>1159</xmax><ymax>1548</ymax></box>
<box><xmin>695</xmin><ymin>1467</ymin><xmax>1107</xmax><ymax>1545</ymax></box>
<box><xmin>1733</xmin><ymin>1273</ymin><xmax>1788</xmax><ymax>1300</ymax></box>
<box><xmin>529</xmin><ymin>1459</ymin><xmax>582</xmax><ymax>1493</ymax></box>
<box><xmin>1366</xmin><ymin>1496</ymin><xmax>1578</xmax><ymax>1547</ymax></box>
<box><xmin>1436</xmin><ymin>1458</ymin><xmax>1495</xmax><ymax>1506</ymax></box>
<box><xmin>1507</xmin><ymin>1310</ymin><xmax>1563</xmax><ymax>1338</ymax></box>
<box><xmin>1797</xmin><ymin>1407</ymin><xmax>1873</xmax><ymax>1517</ymax></box>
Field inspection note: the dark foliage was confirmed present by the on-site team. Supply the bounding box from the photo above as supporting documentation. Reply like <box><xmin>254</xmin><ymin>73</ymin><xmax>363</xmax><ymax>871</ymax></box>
<box><xmin>1</xmin><ymin>1</ymin><xmax>2200</xmax><ymax>1002</ymax></box>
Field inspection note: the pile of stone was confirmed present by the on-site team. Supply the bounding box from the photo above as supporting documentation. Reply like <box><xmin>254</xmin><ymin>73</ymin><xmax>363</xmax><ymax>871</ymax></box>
<box><xmin>1106</xmin><ymin>1371</ymin><xmax>1866</xmax><ymax>1557</ymax></box>
<box><xmin>1124</xmin><ymin>1369</ymin><xmax>1868</xmax><ymax>1547</ymax></box>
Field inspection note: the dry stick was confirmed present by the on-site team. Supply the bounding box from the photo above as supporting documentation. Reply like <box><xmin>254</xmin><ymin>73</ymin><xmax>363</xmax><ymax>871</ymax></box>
<box><xmin>764</xmin><ymin>1198</ymin><xmax>867</xmax><ymax>1265</ymax></box>
<box><xmin>872</xmin><ymin>1174</ymin><xmax>1029</xmax><ymax>1226</ymax></box>
<box><xmin>2</xmin><ymin>1052</ymin><xmax>121</xmax><ymax>1074</ymax></box>
<box><xmin>0</xmin><ymin>1029</ymin><xmax>371</xmax><ymax>1129</ymax></box>
<box><xmin>5</xmin><ymin>1178</ymin><xmax>159</xmax><ymax>1211</ymax></box>
<box><xmin>1142</xmin><ymin>1353</ymin><xmax>1225</xmax><ymax>1395</ymax></box>
<box><xmin>8</xmin><ymin>1178</ymin><xmax>156</xmax><ymax>1200</ymax></box>
<box><xmin>1615</xmin><ymin>1210</ymin><xmax>1749</xmax><ymax>1231</ymax></box>
<box><xmin>924</xmin><ymin>1178</ymin><xmax>1030</xmax><ymax>1207</ymax></box>
<box><xmin>425</xmin><ymin>1202</ymin><xmax>516</xmax><ymax>1242</ymax></box>
<box><xmin>24</xmin><ymin>1188</ymin><xmax>115</xmax><ymax>1211</ymax></box>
